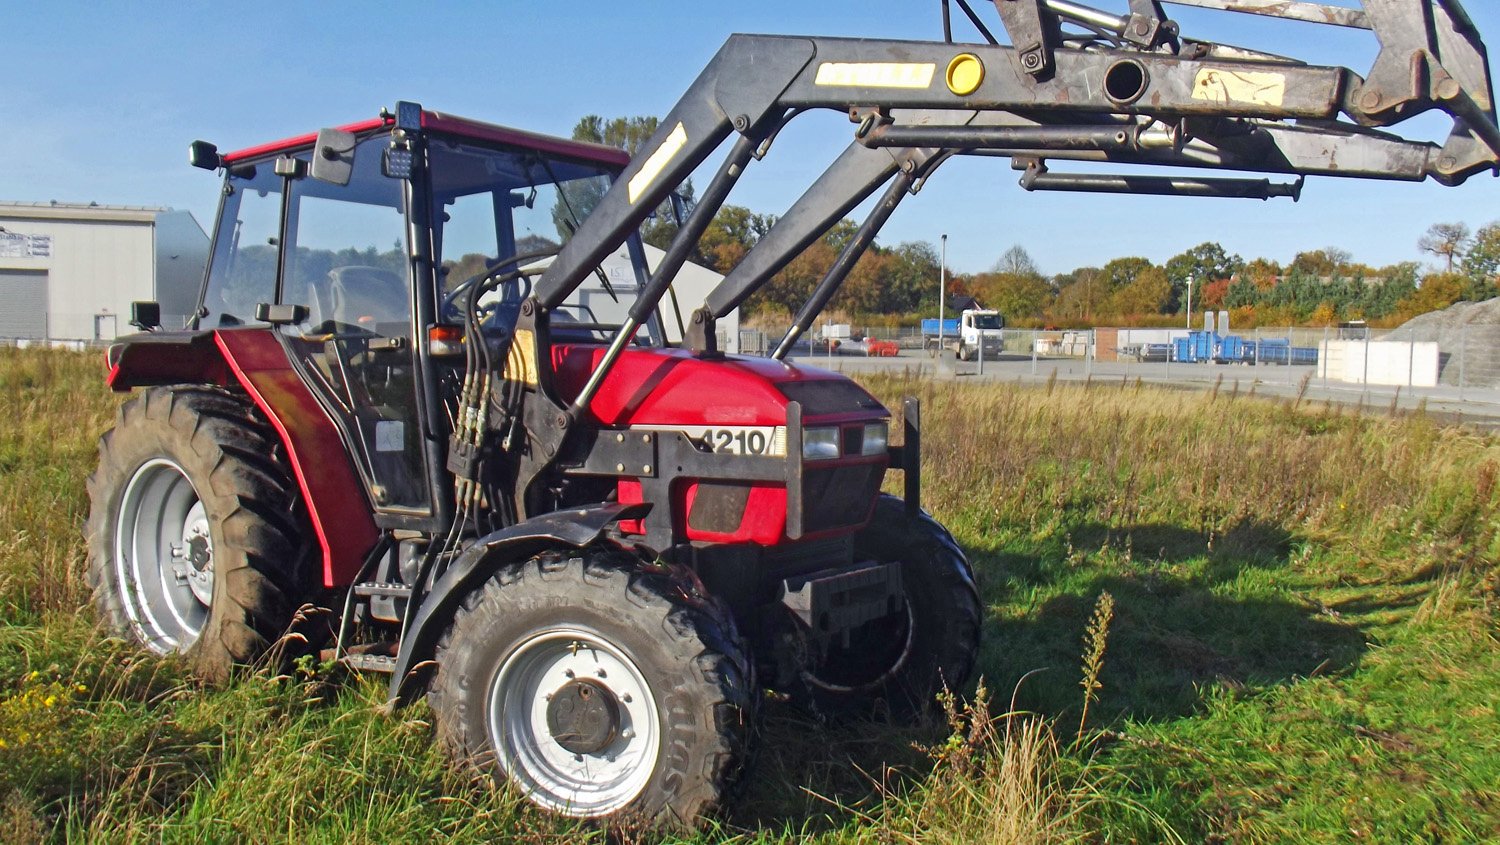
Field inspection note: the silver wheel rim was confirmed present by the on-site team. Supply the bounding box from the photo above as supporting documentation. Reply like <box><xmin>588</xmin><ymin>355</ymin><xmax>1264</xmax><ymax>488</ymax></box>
<box><xmin>489</xmin><ymin>627</ymin><xmax>660</xmax><ymax>816</ymax></box>
<box><xmin>114</xmin><ymin>458</ymin><xmax>213</xmax><ymax>652</ymax></box>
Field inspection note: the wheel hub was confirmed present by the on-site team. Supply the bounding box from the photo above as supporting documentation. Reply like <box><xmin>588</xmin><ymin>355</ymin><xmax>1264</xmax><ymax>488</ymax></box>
<box><xmin>546</xmin><ymin>678</ymin><xmax>621</xmax><ymax>755</ymax></box>
<box><xmin>175</xmin><ymin>501</ymin><xmax>214</xmax><ymax>606</ymax></box>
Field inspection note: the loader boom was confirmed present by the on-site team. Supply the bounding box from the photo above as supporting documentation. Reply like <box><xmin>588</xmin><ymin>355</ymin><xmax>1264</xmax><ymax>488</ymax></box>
<box><xmin>533</xmin><ymin>0</ymin><xmax>1498</xmax><ymax>384</ymax></box>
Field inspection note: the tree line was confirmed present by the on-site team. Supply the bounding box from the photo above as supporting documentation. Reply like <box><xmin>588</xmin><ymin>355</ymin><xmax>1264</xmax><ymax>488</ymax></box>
<box><xmin>574</xmin><ymin>116</ymin><xmax>1500</xmax><ymax>328</ymax></box>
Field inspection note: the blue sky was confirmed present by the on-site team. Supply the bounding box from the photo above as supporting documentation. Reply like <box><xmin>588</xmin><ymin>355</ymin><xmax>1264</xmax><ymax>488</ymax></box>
<box><xmin>2</xmin><ymin>1</ymin><xmax>1497</xmax><ymax>276</ymax></box>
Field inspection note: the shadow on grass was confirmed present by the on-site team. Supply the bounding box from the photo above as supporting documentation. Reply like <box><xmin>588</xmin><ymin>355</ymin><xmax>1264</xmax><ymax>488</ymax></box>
<box><xmin>728</xmin><ymin>704</ymin><xmax>934</xmax><ymax>833</ymax></box>
<box><xmin>726</xmin><ymin>519</ymin><xmax>1374</xmax><ymax>829</ymax></box>
<box><xmin>975</xmin><ymin>520</ymin><xmax>1373</xmax><ymax>723</ymax></box>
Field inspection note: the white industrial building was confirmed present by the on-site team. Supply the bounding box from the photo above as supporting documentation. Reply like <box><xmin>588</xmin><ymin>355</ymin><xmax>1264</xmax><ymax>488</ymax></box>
<box><xmin>540</xmin><ymin>243</ymin><xmax>738</xmax><ymax>353</ymax></box>
<box><xmin>0</xmin><ymin>202</ymin><xmax>209</xmax><ymax>342</ymax></box>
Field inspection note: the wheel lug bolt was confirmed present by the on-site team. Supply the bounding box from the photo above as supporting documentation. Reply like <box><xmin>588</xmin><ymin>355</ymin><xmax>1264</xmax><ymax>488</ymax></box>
<box><xmin>621</xmin><ymin>729</ymin><xmax>634</xmax><ymax>740</ymax></box>
<box><xmin>622</xmin><ymin>693</ymin><xmax>632</xmax><ymax>703</ymax></box>
<box><xmin>564</xmin><ymin>669</ymin><xmax>575</xmax><ymax>679</ymax></box>
<box><xmin>596</xmin><ymin>669</ymin><xmax>607</xmax><ymax>678</ymax></box>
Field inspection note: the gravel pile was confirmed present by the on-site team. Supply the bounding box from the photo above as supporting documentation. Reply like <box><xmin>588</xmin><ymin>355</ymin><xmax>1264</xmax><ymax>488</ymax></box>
<box><xmin>1384</xmin><ymin>298</ymin><xmax>1500</xmax><ymax>387</ymax></box>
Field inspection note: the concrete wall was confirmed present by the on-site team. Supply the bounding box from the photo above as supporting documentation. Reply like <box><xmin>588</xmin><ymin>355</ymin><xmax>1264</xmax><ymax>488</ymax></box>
<box><xmin>1319</xmin><ymin>339</ymin><xmax>1440</xmax><ymax>387</ymax></box>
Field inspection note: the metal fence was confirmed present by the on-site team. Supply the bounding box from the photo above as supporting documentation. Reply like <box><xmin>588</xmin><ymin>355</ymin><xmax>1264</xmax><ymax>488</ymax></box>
<box><xmin>738</xmin><ymin>323</ymin><xmax>1500</xmax><ymax>417</ymax></box>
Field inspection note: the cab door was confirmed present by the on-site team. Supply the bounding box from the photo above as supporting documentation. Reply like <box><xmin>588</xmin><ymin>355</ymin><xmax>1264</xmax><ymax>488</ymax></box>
<box><xmin>275</xmin><ymin>136</ymin><xmax>432</xmax><ymax>517</ymax></box>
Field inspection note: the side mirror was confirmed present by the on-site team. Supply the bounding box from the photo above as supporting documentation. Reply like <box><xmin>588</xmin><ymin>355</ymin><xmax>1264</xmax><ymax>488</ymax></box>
<box><xmin>188</xmin><ymin>140</ymin><xmax>221</xmax><ymax>171</ymax></box>
<box><xmin>310</xmin><ymin>128</ymin><xmax>357</xmax><ymax>186</ymax></box>
<box><xmin>130</xmin><ymin>301</ymin><xmax>161</xmax><ymax>332</ymax></box>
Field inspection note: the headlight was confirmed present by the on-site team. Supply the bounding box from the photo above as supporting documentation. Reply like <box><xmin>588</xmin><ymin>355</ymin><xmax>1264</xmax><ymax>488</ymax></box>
<box><xmin>802</xmin><ymin>426</ymin><xmax>840</xmax><ymax>460</ymax></box>
<box><xmin>861</xmin><ymin>422</ymin><xmax>888</xmax><ymax>456</ymax></box>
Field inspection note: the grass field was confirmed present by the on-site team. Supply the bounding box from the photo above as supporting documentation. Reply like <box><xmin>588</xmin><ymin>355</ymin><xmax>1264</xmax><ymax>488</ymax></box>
<box><xmin>1</xmin><ymin>347</ymin><xmax>1497</xmax><ymax>843</ymax></box>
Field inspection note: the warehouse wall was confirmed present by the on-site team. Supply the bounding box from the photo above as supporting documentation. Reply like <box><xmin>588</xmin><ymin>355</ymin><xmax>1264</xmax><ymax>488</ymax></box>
<box><xmin>0</xmin><ymin>208</ymin><xmax>208</xmax><ymax>341</ymax></box>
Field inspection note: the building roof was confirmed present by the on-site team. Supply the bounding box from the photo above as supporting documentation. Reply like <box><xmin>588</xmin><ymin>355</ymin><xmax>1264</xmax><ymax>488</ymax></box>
<box><xmin>0</xmin><ymin>201</ymin><xmax>168</xmax><ymax>224</ymax></box>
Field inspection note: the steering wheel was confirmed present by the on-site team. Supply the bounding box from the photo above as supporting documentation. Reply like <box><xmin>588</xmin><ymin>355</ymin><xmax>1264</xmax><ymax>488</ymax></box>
<box><xmin>442</xmin><ymin>263</ymin><xmax>534</xmax><ymax>326</ymax></box>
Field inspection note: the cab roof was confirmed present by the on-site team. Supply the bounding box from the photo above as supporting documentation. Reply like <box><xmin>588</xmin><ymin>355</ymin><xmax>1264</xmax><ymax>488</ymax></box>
<box><xmin>220</xmin><ymin>109</ymin><xmax>632</xmax><ymax>169</ymax></box>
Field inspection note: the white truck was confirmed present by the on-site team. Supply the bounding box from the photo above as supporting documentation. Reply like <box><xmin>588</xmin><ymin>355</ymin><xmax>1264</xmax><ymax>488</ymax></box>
<box><xmin>922</xmin><ymin>309</ymin><xmax>1005</xmax><ymax>361</ymax></box>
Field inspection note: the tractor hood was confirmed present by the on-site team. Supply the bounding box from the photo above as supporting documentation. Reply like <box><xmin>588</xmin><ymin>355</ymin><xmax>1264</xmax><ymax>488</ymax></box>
<box><xmin>551</xmin><ymin>345</ymin><xmax>887</xmax><ymax>428</ymax></box>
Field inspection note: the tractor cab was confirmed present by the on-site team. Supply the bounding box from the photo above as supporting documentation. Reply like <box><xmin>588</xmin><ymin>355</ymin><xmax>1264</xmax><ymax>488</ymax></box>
<box><xmin>188</xmin><ymin>110</ymin><xmax>673</xmax><ymax>523</ymax></box>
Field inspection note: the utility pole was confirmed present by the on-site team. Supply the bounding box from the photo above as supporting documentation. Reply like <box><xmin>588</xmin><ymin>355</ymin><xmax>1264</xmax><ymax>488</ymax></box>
<box><xmin>939</xmin><ymin>234</ymin><xmax>947</xmax><ymax>351</ymax></box>
<box><xmin>1185</xmin><ymin>276</ymin><xmax>1194</xmax><ymax>330</ymax></box>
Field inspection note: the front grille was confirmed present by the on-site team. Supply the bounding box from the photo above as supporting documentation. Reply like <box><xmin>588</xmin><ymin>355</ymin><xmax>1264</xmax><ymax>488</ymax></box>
<box><xmin>801</xmin><ymin>463</ymin><xmax>883</xmax><ymax>534</ymax></box>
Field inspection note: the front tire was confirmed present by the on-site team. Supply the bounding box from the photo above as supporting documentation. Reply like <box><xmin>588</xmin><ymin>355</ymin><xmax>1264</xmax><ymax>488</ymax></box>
<box><xmin>428</xmin><ymin>548</ymin><xmax>754</xmax><ymax>827</ymax></box>
<box><xmin>800</xmin><ymin>494</ymin><xmax>982</xmax><ymax>717</ymax></box>
<box><xmin>86</xmin><ymin>386</ymin><xmax>309</xmax><ymax>681</ymax></box>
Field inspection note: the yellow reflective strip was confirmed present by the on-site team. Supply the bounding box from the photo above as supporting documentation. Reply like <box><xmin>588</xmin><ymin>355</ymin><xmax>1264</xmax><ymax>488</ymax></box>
<box><xmin>1191</xmin><ymin>69</ymin><xmax>1286</xmax><ymax>108</ymax></box>
<box><xmin>506</xmin><ymin>328</ymin><xmax>539</xmax><ymax>386</ymax></box>
<box><xmin>814</xmin><ymin>62</ymin><xmax>936</xmax><ymax>89</ymax></box>
<box><xmin>627</xmin><ymin>122</ymin><xmax>688</xmax><ymax>205</ymax></box>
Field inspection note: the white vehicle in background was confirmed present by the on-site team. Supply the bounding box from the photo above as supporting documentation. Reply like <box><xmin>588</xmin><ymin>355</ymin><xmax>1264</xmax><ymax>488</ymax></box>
<box><xmin>922</xmin><ymin>309</ymin><xmax>1005</xmax><ymax>361</ymax></box>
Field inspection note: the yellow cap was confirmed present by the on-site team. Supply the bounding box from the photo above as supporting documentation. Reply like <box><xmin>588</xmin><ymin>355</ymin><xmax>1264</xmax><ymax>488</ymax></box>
<box><xmin>946</xmin><ymin>53</ymin><xmax>985</xmax><ymax>96</ymax></box>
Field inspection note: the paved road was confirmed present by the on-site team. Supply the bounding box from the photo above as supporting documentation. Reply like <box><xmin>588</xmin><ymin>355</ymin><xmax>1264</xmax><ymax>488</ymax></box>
<box><xmin>785</xmin><ymin>351</ymin><xmax>1500</xmax><ymax>430</ymax></box>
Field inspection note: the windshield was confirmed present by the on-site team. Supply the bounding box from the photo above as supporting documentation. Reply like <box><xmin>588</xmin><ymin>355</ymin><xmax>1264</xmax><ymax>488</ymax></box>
<box><xmin>428</xmin><ymin>138</ymin><xmax>659</xmax><ymax>344</ymax></box>
<box><xmin>972</xmin><ymin>314</ymin><xmax>1003</xmax><ymax>330</ymax></box>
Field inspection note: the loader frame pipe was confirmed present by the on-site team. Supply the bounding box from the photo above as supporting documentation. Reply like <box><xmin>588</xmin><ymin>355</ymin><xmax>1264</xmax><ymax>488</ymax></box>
<box><xmin>772</xmin><ymin>169</ymin><xmax>920</xmax><ymax>360</ymax></box>
<box><xmin>1021</xmin><ymin>168</ymin><xmax>1302</xmax><ymax>198</ymax></box>
<box><xmin>863</xmin><ymin>124</ymin><xmax>1139</xmax><ymax>151</ymax></box>
<box><xmin>627</xmin><ymin>129</ymin><xmax>766</xmax><ymax>325</ymax></box>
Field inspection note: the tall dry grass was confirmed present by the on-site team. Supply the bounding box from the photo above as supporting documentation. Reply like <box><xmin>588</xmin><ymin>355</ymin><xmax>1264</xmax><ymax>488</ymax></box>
<box><xmin>3</xmin><ymin>348</ymin><xmax>1499</xmax><ymax>842</ymax></box>
<box><xmin>863</xmin><ymin>371</ymin><xmax>1500</xmax><ymax>572</ymax></box>
<box><xmin>0</xmin><ymin>348</ymin><xmax>121</xmax><ymax>620</ymax></box>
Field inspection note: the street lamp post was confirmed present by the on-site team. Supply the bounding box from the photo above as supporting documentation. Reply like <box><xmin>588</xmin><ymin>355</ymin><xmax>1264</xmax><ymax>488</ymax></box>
<box><xmin>1185</xmin><ymin>276</ymin><xmax>1194</xmax><ymax>330</ymax></box>
<box><xmin>939</xmin><ymin>234</ymin><xmax>947</xmax><ymax>351</ymax></box>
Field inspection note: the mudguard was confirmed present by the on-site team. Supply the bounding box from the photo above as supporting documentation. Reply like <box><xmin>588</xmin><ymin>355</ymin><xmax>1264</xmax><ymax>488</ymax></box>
<box><xmin>106</xmin><ymin>328</ymin><xmax>380</xmax><ymax>587</ymax></box>
<box><xmin>388</xmin><ymin>501</ymin><xmax>651</xmax><ymax>702</ymax></box>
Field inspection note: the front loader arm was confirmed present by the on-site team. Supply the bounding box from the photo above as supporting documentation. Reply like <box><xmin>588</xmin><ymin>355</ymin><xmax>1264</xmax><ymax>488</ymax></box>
<box><xmin>537</xmin><ymin>4</ymin><xmax>1499</xmax><ymax>312</ymax></box>
<box><xmin>512</xmin><ymin>0</ymin><xmax>1499</xmax><ymax>491</ymax></box>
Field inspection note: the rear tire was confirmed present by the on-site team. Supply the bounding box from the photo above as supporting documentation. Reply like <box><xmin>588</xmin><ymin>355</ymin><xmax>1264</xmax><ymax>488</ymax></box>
<box><xmin>428</xmin><ymin>548</ymin><xmax>754</xmax><ymax>828</ymax></box>
<box><xmin>799</xmin><ymin>494</ymin><xmax>981</xmax><ymax>717</ymax></box>
<box><xmin>86</xmin><ymin>386</ymin><xmax>309</xmax><ymax>681</ymax></box>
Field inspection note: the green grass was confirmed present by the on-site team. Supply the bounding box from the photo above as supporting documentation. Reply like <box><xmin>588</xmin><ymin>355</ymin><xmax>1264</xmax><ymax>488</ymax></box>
<box><xmin>2</xmin><ymin>348</ymin><xmax>1497</xmax><ymax>842</ymax></box>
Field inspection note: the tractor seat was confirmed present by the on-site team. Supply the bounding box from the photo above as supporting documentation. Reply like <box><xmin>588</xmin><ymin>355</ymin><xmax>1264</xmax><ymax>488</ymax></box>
<box><xmin>327</xmin><ymin>266</ymin><xmax>407</xmax><ymax>332</ymax></box>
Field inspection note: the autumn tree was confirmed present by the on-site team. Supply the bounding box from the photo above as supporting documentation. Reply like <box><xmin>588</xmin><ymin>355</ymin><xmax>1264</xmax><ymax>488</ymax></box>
<box><xmin>992</xmin><ymin>244</ymin><xmax>1041</xmax><ymax>276</ymax></box>
<box><xmin>1290</xmin><ymin>247</ymin><xmax>1352</xmax><ymax>278</ymax></box>
<box><xmin>1460</xmin><ymin>221</ymin><xmax>1500</xmax><ymax>301</ymax></box>
<box><xmin>1243</xmin><ymin>257</ymin><xmax>1282</xmax><ymax>290</ymax></box>
<box><xmin>1111</xmin><ymin>265</ymin><xmax>1172</xmax><ymax>315</ymax></box>
<box><xmin>968</xmin><ymin>271</ymin><xmax>1055</xmax><ymax>321</ymax></box>
<box><xmin>1418</xmin><ymin>222</ymin><xmax>1471</xmax><ymax>272</ymax></box>
<box><xmin>1165</xmin><ymin>242</ymin><xmax>1244</xmax><ymax>311</ymax></box>
<box><xmin>1398</xmin><ymin>272</ymin><xmax>1467</xmax><ymax>317</ymax></box>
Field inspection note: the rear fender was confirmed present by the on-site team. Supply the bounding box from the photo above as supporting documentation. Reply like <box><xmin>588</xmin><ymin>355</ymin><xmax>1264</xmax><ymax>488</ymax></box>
<box><xmin>105</xmin><ymin>328</ymin><xmax>379</xmax><ymax>587</ymax></box>
<box><xmin>106</xmin><ymin>331</ymin><xmax>231</xmax><ymax>391</ymax></box>
<box><xmin>388</xmin><ymin>501</ymin><xmax>651</xmax><ymax>703</ymax></box>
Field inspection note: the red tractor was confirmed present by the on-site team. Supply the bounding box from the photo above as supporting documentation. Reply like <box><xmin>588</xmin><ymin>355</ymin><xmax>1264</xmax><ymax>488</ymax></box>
<box><xmin>87</xmin><ymin>0</ymin><xmax>1497</xmax><ymax>827</ymax></box>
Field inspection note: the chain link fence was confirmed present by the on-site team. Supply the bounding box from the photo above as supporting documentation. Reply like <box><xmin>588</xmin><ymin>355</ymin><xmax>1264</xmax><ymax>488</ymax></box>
<box><xmin>739</xmin><ymin>322</ymin><xmax>1500</xmax><ymax>416</ymax></box>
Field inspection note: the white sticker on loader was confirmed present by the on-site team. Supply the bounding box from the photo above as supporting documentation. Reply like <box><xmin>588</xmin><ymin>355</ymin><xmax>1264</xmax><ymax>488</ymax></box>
<box><xmin>815</xmin><ymin>62</ymin><xmax>936</xmax><ymax>89</ymax></box>
<box><xmin>1192</xmin><ymin>69</ymin><xmax>1286</xmax><ymax>107</ymax></box>
<box><xmin>627</xmin><ymin>122</ymin><xmax>688</xmax><ymax>205</ymax></box>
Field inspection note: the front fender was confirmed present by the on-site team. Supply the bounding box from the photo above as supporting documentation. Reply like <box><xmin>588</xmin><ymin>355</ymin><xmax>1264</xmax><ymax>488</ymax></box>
<box><xmin>388</xmin><ymin>501</ymin><xmax>652</xmax><ymax>702</ymax></box>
